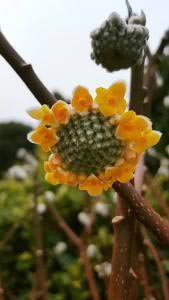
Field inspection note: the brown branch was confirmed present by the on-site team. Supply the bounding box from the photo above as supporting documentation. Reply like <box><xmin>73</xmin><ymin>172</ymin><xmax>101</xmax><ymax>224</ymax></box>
<box><xmin>155</xmin><ymin>30</ymin><xmax>169</xmax><ymax>57</ymax></box>
<box><xmin>129</xmin><ymin>62</ymin><xmax>145</xmax><ymax>113</ymax></box>
<box><xmin>145</xmin><ymin>45</ymin><xmax>153</xmax><ymax>61</ymax></box>
<box><xmin>108</xmin><ymin>57</ymin><xmax>145</xmax><ymax>299</ymax></box>
<box><xmin>113</xmin><ymin>182</ymin><xmax>169</xmax><ymax>246</ymax></box>
<box><xmin>138</xmin><ymin>253</ymin><xmax>154</xmax><ymax>299</ymax></box>
<box><xmin>80</xmin><ymin>245</ymin><xmax>100</xmax><ymax>300</ymax></box>
<box><xmin>0</xmin><ymin>30</ymin><xmax>56</xmax><ymax>107</ymax></box>
<box><xmin>108</xmin><ymin>198</ymin><xmax>136</xmax><ymax>300</ymax></box>
<box><xmin>47</xmin><ymin>202</ymin><xmax>100</xmax><ymax>300</ymax></box>
<box><xmin>143</xmin><ymin>30</ymin><xmax>169</xmax><ymax>115</ymax></box>
<box><xmin>143</xmin><ymin>58</ymin><xmax>157</xmax><ymax>116</ymax></box>
<box><xmin>47</xmin><ymin>202</ymin><xmax>81</xmax><ymax>248</ymax></box>
<box><xmin>144</xmin><ymin>238</ymin><xmax>169</xmax><ymax>300</ymax></box>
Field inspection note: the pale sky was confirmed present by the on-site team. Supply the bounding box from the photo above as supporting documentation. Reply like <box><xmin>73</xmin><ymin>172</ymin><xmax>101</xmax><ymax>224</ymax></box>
<box><xmin>0</xmin><ymin>0</ymin><xmax>169</xmax><ymax>126</ymax></box>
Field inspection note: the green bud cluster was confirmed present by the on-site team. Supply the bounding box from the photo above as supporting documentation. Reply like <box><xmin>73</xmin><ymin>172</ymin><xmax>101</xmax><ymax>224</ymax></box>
<box><xmin>90</xmin><ymin>12</ymin><xmax>149</xmax><ymax>72</ymax></box>
<box><xmin>56</xmin><ymin>112</ymin><xmax>124</xmax><ymax>175</ymax></box>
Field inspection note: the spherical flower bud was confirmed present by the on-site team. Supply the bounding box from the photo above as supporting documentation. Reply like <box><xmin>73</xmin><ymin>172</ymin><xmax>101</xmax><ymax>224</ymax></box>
<box><xmin>90</xmin><ymin>11</ymin><xmax>149</xmax><ymax>71</ymax></box>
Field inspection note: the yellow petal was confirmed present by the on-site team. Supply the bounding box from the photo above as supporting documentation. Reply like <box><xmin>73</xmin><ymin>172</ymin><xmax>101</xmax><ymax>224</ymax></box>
<box><xmin>66</xmin><ymin>172</ymin><xmax>78</xmax><ymax>186</ymax></box>
<box><xmin>45</xmin><ymin>167</ymin><xmax>68</xmax><ymax>185</ymax></box>
<box><xmin>28</xmin><ymin>125</ymin><xmax>58</xmax><ymax>152</ymax></box>
<box><xmin>108</xmin><ymin>82</ymin><xmax>126</xmax><ymax>101</ymax></box>
<box><xmin>28</xmin><ymin>105</ymin><xmax>55</xmax><ymax>126</ymax></box>
<box><xmin>71</xmin><ymin>86</ymin><xmax>93</xmax><ymax>112</ymax></box>
<box><xmin>79</xmin><ymin>175</ymin><xmax>103</xmax><ymax>196</ymax></box>
<box><xmin>123</xmin><ymin>149</ymin><xmax>140</xmax><ymax>166</ymax></box>
<box><xmin>95</xmin><ymin>83</ymin><xmax>127</xmax><ymax>117</ymax></box>
<box><xmin>101</xmin><ymin>180</ymin><xmax>113</xmax><ymax>191</ymax></box>
<box><xmin>95</xmin><ymin>87</ymin><xmax>107</xmax><ymax>101</ymax></box>
<box><xmin>145</xmin><ymin>130</ymin><xmax>162</xmax><ymax>148</ymax></box>
<box><xmin>78</xmin><ymin>174</ymin><xmax>87</xmax><ymax>184</ymax></box>
<box><xmin>117</xmin><ymin>98</ymin><xmax>127</xmax><ymax>114</ymax></box>
<box><xmin>116</xmin><ymin>111</ymin><xmax>151</xmax><ymax>141</ymax></box>
<box><xmin>135</xmin><ymin>116</ymin><xmax>152</xmax><ymax>132</ymax></box>
<box><xmin>118</xmin><ymin>111</ymin><xmax>136</xmax><ymax>125</ymax></box>
<box><xmin>44</xmin><ymin>161</ymin><xmax>52</xmax><ymax>172</ymax></box>
<box><xmin>132</xmin><ymin>130</ymin><xmax>162</xmax><ymax>153</ymax></box>
<box><xmin>52</xmin><ymin>100</ymin><xmax>70</xmax><ymax>124</ymax></box>
<box><xmin>28</xmin><ymin>107</ymin><xmax>44</xmax><ymax>120</ymax></box>
<box><xmin>100</xmin><ymin>166</ymin><xmax>120</xmax><ymax>182</ymax></box>
<box><xmin>45</xmin><ymin>172</ymin><xmax>61</xmax><ymax>185</ymax></box>
<box><xmin>116</xmin><ymin>162</ymin><xmax>135</xmax><ymax>183</ymax></box>
<box><xmin>49</xmin><ymin>153</ymin><xmax>62</xmax><ymax>167</ymax></box>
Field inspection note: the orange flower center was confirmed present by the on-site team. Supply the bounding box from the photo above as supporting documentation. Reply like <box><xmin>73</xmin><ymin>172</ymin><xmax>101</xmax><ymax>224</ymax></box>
<box><xmin>79</xmin><ymin>97</ymin><xmax>88</xmax><ymax>107</ymax></box>
<box><xmin>108</xmin><ymin>97</ymin><xmax>116</xmax><ymax>105</ymax></box>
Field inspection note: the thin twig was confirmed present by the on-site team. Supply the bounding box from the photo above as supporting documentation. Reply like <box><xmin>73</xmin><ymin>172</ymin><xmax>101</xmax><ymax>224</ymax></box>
<box><xmin>155</xmin><ymin>30</ymin><xmax>169</xmax><ymax>57</ymax></box>
<box><xmin>47</xmin><ymin>202</ymin><xmax>100</xmax><ymax>300</ymax></box>
<box><xmin>143</xmin><ymin>30</ymin><xmax>169</xmax><ymax>115</ymax></box>
<box><xmin>138</xmin><ymin>253</ymin><xmax>154</xmax><ymax>299</ymax></box>
<box><xmin>47</xmin><ymin>202</ymin><xmax>81</xmax><ymax>248</ymax></box>
<box><xmin>113</xmin><ymin>182</ymin><xmax>169</xmax><ymax>246</ymax></box>
<box><xmin>80</xmin><ymin>245</ymin><xmax>100</xmax><ymax>300</ymax></box>
<box><xmin>144</xmin><ymin>238</ymin><xmax>169</xmax><ymax>300</ymax></box>
<box><xmin>0</xmin><ymin>30</ymin><xmax>56</xmax><ymax>106</ymax></box>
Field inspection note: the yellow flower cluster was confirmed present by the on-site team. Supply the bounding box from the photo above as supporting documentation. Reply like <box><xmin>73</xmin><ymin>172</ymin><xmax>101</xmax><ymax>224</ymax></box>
<box><xmin>28</xmin><ymin>82</ymin><xmax>161</xmax><ymax>196</ymax></box>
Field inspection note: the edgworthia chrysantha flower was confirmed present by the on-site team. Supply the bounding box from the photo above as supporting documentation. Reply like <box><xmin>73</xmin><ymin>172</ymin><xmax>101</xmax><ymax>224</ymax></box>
<box><xmin>28</xmin><ymin>82</ymin><xmax>161</xmax><ymax>196</ymax></box>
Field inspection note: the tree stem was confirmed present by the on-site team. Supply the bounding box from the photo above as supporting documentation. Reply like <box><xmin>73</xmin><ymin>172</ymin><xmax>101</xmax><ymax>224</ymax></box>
<box><xmin>108</xmin><ymin>199</ymin><xmax>136</xmax><ymax>300</ymax></box>
<box><xmin>113</xmin><ymin>182</ymin><xmax>169</xmax><ymax>246</ymax></box>
<box><xmin>129</xmin><ymin>63</ymin><xmax>145</xmax><ymax>113</ymax></box>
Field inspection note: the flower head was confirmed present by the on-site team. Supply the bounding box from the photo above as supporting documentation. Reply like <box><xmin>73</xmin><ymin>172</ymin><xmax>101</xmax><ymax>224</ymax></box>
<box><xmin>28</xmin><ymin>82</ymin><xmax>161</xmax><ymax>196</ymax></box>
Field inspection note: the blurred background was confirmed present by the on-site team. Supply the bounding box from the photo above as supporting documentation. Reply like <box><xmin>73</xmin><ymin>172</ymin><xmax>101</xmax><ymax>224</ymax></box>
<box><xmin>0</xmin><ymin>1</ymin><xmax>169</xmax><ymax>299</ymax></box>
